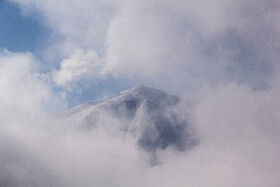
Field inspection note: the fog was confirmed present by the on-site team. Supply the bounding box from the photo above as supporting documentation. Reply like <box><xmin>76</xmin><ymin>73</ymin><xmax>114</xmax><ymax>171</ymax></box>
<box><xmin>1</xmin><ymin>0</ymin><xmax>280</xmax><ymax>186</ymax></box>
<box><xmin>0</xmin><ymin>51</ymin><xmax>280</xmax><ymax>186</ymax></box>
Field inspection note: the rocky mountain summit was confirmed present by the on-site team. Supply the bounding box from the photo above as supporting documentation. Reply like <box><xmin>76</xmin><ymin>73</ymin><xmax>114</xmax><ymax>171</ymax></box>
<box><xmin>64</xmin><ymin>85</ymin><xmax>198</xmax><ymax>157</ymax></box>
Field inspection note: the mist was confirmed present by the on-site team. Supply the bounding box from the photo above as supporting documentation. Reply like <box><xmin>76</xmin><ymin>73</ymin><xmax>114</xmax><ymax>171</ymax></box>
<box><xmin>1</xmin><ymin>0</ymin><xmax>280</xmax><ymax>186</ymax></box>
<box><xmin>1</xmin><ymin>55</ymin><xmax>279</xmax><ymax>186</ymax></box>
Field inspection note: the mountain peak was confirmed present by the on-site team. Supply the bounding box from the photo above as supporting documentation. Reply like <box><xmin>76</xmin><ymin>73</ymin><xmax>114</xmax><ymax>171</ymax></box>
<box><xmin>119</xmin><ymin>85</ymin><xmax>178</xmax><ymax>106</ymax></box>
<box><xmin>64</xmin><ymin>85</ymin><xmax>178</xmax><ymax>117</ymax></box>
<box><xmin>122</xmin><ymin>85</ymin><xmax>163</xmax><ymax>95</ymax></box>
<box><xmin>63</xmin><ymin>86</ymin><xmax>198</xmax><ymax>164</ymax></box>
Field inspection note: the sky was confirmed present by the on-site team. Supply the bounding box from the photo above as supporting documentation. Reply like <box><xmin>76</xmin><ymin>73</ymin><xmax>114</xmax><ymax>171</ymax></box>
<box><xmin>0</xmin><ymin>0</ymin><xmax>44</xmax><ymax>52</ymax></box>
<box><xmin>1</xmin><ymin>0</ymin><xmax>279</xmax><ymax>106</ymax></box>
<box><xmin>1</xmin><ymin>0</ymin><xmax>280</xmax><ymax>186</ymax></box>
<box><xmin>0</xmin><ymin>0</ymin><xmax>135</xmax><ymax>107</ymax></box>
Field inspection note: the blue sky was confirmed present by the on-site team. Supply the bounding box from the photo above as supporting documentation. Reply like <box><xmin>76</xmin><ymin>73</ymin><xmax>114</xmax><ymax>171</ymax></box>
<box><xmin>0</xmin><ymin>0</ymin><xmax>46</xmax><ymax>53</ymax></box>
<box><xmin>0</xmin><ymin>0</ymin><xmax>133</xmax><ymax>107</ymax></box>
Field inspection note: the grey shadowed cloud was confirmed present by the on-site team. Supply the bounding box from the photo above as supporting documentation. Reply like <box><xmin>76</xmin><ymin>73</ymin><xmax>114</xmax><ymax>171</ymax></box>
<box><xmin>11</xmin><ymin>0</ymin><xmax>280</xmax><ymax>91</ymax></box>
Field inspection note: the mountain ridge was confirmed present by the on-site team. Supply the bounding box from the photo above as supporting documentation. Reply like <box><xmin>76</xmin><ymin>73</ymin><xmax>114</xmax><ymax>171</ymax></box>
<box><xmin>63</xmin><ymin>85</ymin><xmax>198</xmax><ymax>164</ymax></box>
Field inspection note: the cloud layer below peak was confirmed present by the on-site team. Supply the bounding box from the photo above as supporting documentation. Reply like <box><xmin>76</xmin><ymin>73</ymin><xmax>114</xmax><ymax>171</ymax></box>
<box><xmin>1</xmin><ymin>0</ymin><xmax>280</xmax><ymax>186</ymax></box>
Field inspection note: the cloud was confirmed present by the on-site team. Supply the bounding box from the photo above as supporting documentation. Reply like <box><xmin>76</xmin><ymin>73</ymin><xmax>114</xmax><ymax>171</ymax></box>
<box><xmin>1</xmin><ymin>74</ymin><xmax>280</xmax><ymax>186</ymax></box>
<box><xmin>1</xmin><ymin>0</ymin><xmax>280</xmax><ymax>186</ymax></box>
<box><xmin>104</xmin><ymin>0</ymin><xmax>280</xmax><ymax>91</ymax></box>
<box><xmin>0</xmin><ymin>49</ymin><xmax>65</xmax><ymax>186</ymax></box>
<box><xmin>10</xmin><ymin>0</ymin><xmax>115</xmax><ymax>56</ymax></box>
<box><xmin>188</xmin><ymin>84</ymin><xmax>280</xmax><ymax>186</ymax></box>
<box><xmin>0</xmin><ymin>49</ymin><xmax>63</xmax><ymax>113</ymax></box>
<box><xmin>11</xmin><ymin>0</ymin><xmax>280</xmax><ymax>92</ymax></box>
<box><xmin>52</xmin><ymin>49</ymin><xmax>103</xmax><ymax>87</ymax></box>
<box><xmin>0</xmin><ymin>51</ymin><xmax>279</xmax><ymax>186</ymax></box>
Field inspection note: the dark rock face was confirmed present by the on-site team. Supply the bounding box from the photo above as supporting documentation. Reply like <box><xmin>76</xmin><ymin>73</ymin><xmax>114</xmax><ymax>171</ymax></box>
<box><xmin>138</xmin><ymin>115</ymin><xmax>191</xmax><ymax>152</ymax></box>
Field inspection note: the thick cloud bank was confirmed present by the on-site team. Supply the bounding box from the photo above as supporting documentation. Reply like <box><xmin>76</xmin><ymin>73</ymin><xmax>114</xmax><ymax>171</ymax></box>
<box><xmin>0</xmin><ymin>53</ymin><xmax>280</xmax><ymax>186</ymax></box>
<box><xmin>1</xmin><ymin>0</ymin><xmax>280</xmax><ymax>186</ymax></box>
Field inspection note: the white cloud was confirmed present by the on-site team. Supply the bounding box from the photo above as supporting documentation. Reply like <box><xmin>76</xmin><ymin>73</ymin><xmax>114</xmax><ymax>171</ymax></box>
<box><xmin>2</xmin><ymin>0</ymin><xmax>280</xmax><ymax>186</ymax></box>
<box><xmin>0</xmin><ymin>50</ymin><xmax>279</xmax><ymax>186</ymax></box>
<box><xmin>0</xmin><ymin>50</ymin><xmax>65</xmax><ymax>185</ymax></box>
<box><xmin>52</xmin><ymin>49</ymin><xmax>103</xmax><ymax>87</ymax></box>
<box><xmin>1</xmin><ymin>78</ymin><xmax>280</xmax><ymax>186</ymax></box>
<box><xmin>0</xmin><ymin>49</ymin><xmax>64</xmax><ymax>113</ymax></box>
<box><xmin>11</xmin><ymin>0</ymin><xmax>280</xmax><ymax>92</ymax></box>
<box><xmin>104</xmin><ymin>0</ymin><xmax>280</xmax><ymax>91</ymax></box>
<box><xmin>11</xmin><ymin>0</ymin><xmax>115</xmax><ymax>57</ymax></box>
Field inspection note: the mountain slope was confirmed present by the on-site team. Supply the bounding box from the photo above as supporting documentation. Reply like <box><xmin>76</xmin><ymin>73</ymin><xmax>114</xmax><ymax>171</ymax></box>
<box><xmin>63</xmin><ymin>85</ymin><xmax>198</xmax><ymax>155</ymax></box>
